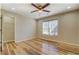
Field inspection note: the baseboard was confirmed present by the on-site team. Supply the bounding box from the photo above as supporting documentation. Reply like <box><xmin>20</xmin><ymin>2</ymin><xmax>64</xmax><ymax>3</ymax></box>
<box><xmin>15</xmin><ymin>37</ymin><xmax>36</xmax><ymax>43</ymax></box>
<box><xmin>3</xmin><ymin>41</ymin><xmax>15</xmax><ymax>44</ymax></box>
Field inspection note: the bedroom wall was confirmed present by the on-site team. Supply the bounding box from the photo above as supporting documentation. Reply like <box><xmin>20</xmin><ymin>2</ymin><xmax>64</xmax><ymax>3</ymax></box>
<box><xmin>15</xmin><ymin>15</ymin><xmax>36</xmax><ymax>42</ymax></box>
<box><xmin>77</xmin><ymin>12</ymin><xmax>79</xmax><ymax>44</ymax></box>
<box><xmin>37</xmin><ymin>10</ymin><xmax>79</xmax><ymax>46</ymax></box>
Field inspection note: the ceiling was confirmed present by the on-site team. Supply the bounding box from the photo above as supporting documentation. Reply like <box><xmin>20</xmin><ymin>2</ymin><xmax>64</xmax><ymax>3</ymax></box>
<box><xmin>2</xmin><ymin>3</ymin><xmax>79</xmax><ymax>19</ymax></box>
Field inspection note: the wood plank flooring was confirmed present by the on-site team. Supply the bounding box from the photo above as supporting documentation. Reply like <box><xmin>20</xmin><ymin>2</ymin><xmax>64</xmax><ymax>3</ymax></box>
<box><xmin>2</xmin><ymin>39</ymin><xmax>78</xmax><ymax>55</ymax></box>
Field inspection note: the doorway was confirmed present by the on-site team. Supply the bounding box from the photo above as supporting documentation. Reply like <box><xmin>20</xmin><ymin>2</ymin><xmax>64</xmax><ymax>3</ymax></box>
<box><xmin>2</xmin><ymin>15</ymin><xmax>15</xmax><ymax>43</ymax></box>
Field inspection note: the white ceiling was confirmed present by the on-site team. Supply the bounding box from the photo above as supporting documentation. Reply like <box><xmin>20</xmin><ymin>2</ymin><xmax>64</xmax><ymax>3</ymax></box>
<box><xmin>2</xmin><ymin>3</ymin><xmax>79</xmax><ymax>19</ymax></box>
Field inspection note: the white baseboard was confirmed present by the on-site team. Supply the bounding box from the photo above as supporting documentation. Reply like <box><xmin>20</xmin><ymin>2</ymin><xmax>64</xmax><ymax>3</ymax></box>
<box><xmin>15</xmin><ymin>36</ymin><xmax>36</xmax><ymax>43</ymax></box>
<box><xmin>3</xmin><ymin>40</ymin><xmax>15</xmax><ymax>43</ymax></box>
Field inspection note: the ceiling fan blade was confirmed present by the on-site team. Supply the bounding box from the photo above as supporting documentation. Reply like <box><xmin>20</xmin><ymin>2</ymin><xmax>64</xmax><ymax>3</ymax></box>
<box><xmin>31</xmin><ymin>10</ymin><xmax>38</xmax><ymax>13</ymax></box>
<box><xmin>42</xmin><ymin>3</ymin><xmax>50</xmax><ymax>9</ymax></box>
<box><xmin>31</xmin><ymin>3</ymin><xmax>40</xmax><ymax>9</ymax></box>
<box><xmin>43</xmin><ymin>10</ymin><xmax>50</xmax><ymax>12</ymax></box>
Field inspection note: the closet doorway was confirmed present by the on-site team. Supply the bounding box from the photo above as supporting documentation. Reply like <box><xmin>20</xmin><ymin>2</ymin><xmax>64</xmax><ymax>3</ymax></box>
<box><xmin>3</xmin><ymin>15</ymin><xmax>15</xmax><ymax>43</ymax></box>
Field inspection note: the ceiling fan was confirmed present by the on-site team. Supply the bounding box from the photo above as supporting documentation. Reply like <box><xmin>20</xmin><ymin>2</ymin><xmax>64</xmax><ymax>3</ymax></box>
<box><xmin>31</xmin><ymin>3</ymin><xmax>50</xmax><ymax>13</ymax></box>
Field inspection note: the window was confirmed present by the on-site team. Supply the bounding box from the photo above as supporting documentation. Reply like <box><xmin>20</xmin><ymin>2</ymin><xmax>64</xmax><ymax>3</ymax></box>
<box><xmin>42</xmin><ymin>20</ymin><xmax>58</xmax><ymax>36</ymax></box>
<box><xmin>42</xmin><ymin>22</ymin><xmax>49</xmax><ymax>35</ymax></box>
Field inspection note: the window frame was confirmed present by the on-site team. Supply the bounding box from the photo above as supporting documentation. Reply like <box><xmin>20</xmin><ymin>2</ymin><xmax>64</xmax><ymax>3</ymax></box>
<box><xmin>42</xmin><ymin>19</ymin><xmax>59</xmax><ymax>36</ymax></box>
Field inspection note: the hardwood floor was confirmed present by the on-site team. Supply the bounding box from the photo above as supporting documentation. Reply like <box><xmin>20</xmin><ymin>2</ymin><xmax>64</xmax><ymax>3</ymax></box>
<box><xmin>2</xmin><ymin>39</ymin><xmax>78</xmax><ymax>55</ymax></box>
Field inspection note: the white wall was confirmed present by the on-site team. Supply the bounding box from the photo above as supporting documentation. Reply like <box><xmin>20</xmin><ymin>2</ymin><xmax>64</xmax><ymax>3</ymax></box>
<box><xmin>37</xmin><ymin>10</ymin><xmax>79</xmax><ymax>46</ymax></box>
<box><xmin>2</xmin><ymin>10</ymin><xmax>36</xmax><ymax>42</ymax></box>
<box><xmin>15</xmin><ymin>15</ymin><xmax>36</xmax><ymax>42</ymax></box>
<box><xmin>77</xmin><ymin>12</ymin><xmax>79</xmax><ymax>44</ymax></box>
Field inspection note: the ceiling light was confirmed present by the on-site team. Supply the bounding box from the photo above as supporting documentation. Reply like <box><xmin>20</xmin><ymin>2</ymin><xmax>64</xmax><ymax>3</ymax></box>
<box><xmin>38</xmin><ymin>10</ymin><xmax>42</xmax><ymax>13</ymax></box>
<box><xmin>67</xmin><ymin>6</ymin><xmax>71</xmax><ymax>9</ymax></box>
<box><xmin>11</xmin><ymin>8</ymin><xmax>15</xmax><ymax>10</ymax></box>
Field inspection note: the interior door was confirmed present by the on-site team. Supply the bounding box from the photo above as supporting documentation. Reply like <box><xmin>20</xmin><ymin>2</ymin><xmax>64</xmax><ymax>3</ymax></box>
<box><xmin>3</xmin><ymin>15</ymin><xmax>15</xmax><ymax>43</ymax></box>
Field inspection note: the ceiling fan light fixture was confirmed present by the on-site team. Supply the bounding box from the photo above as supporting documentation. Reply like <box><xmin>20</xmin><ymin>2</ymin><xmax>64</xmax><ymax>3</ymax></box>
<box><xmin>31</xmin><ymin>3</ymin><xmax>50</xmax><ymax>13</ymax></box>
<box><xmin>38</xmin><ymin>10</ymin><xmax>42</xmax><ymax>13</ymax></box>
<box><xmin>67</xmin><ymin>6</ymin><xmax>71</xmax><ymax>9</ymax></box>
